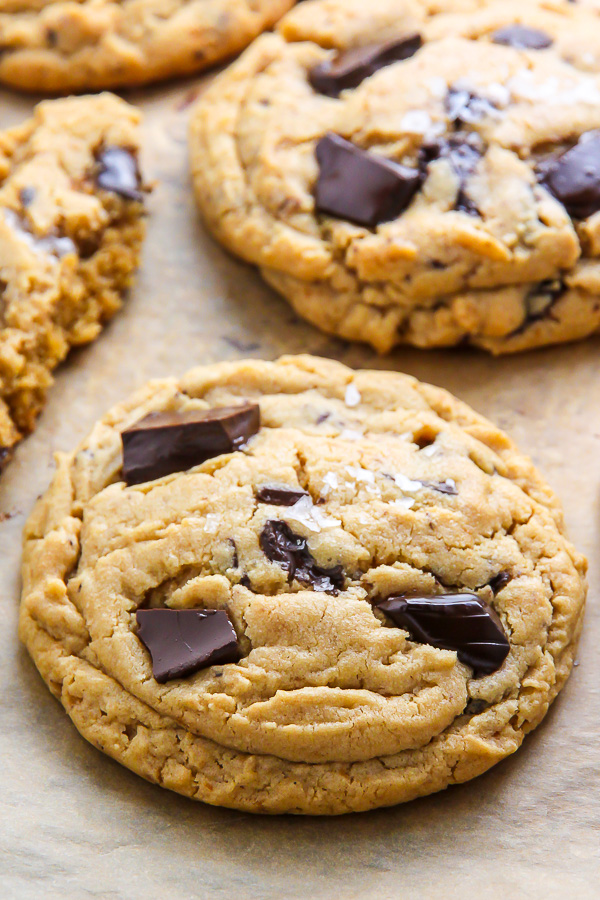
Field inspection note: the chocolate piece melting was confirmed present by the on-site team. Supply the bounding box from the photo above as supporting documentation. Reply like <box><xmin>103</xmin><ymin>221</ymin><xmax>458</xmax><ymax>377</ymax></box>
<box><xmin>96</xmin><ymin>146</ymin><xmax>144</xmax><ymax>201</ymax></box>
<box><xmin>309</xmin><ymin>34</ymin><xmax>422</xmax><ymax>98</ymax></box>
<box><xmin>489</xmin><ymin>571</ymin><xmax>512</xmax><ymax>594</ymax></box>
<box><xmin>315</xmin><ymin>133</ymin><xmax>423</xmax><ymax>227</ymax></box>
<box><xmin>492</xmin><ymin>24</ymin><xmax>553</xmax><ymax>50</ymax></box>
<box><xmin>256</xmin><ymin>486</ymin><xmax>309</xmax><ymax>505</ymax></box>
<box><xmin>136</xmin><ymin>608</ymin><xmax>240</xmax><ymax>683</ymax></box>
<box><xmin>122</xmin><ymin>403</ymin><xmax>260</xmax><ymax>485</ymax></box>
<box><xmin>538</xmin><ymin>133</ymin><xmax>600</xmax><ymax>219</ymax></box>
<box><xmin>422</xmin><ymin>132</ymin><xmax>483</xmax><ymax>216</ymax></box>
<box><xmin>376</xmin><ymin>592</ymin><xmax>510</xmax><ymax>675</ymax></box>
<box><xmin>260</xmin><ymin>520</ymin><xmax>344</xmax><ymax>592</ymax></box>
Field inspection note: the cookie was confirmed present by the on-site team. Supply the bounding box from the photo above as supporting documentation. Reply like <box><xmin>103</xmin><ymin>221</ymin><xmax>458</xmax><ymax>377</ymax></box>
<box><xmin>190</xmin><ymin>0</ymin><xmax>600</xmax><ymax>353</ymax></box>
<box><xmin>0</xmin><ymin>94</ymin><xmax>146</xmax><ymax>472</ymax></box>
<box><xmin>19</xmin><ymin>355</ymin><xmax>587</xmax><ymax>814</ymax></box>
<box><xmin>0</xmin><ymin>0</ymin><xmax>294</xmax><ymax>93</ymax></box>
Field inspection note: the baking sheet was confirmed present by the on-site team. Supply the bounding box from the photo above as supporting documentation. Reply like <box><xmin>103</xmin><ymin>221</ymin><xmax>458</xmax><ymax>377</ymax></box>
<box><xmin>1</xmin><ymin>76</ymin><xmax>599</xmax><ymax>899</ymax></box>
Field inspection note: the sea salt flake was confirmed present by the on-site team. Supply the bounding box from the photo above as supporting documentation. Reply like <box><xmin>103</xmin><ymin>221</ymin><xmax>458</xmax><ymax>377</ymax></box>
<box><xmin>204</xmin><ymin>514</ymin><xmax>220</xmax><ymax>534</ymax></box>
<box><xmin>394</xmin><ymin>472</ymin><xmax>423</xmax><ymax>492</ymax></box>
<box><xmin>391</xmin><ymin>497</ymin><xmax>415</xmax><ymax>510</ymax></box>
<box><xmin>400</xmin><ymin>110</ymin><xmax>432</xmax><ymax>134</ymax></box>
<box><xmin>321</xmin><ymin>472</ymin><xmax>339</xmax><ymax>496</ymax></box>
<box><xmin>285</xmin><ymin>495</ymin><xmax>341</xmax><ymax>533</ymax></box>
<box><xmin>421</xmin><ymin>443</ymin><xmax>438</xmax><ymax>457</ymax></box>
<box><xmin>344</xmin><ymin>384</ymin><xmax>361</xmax><ymax>407</ymax></box>
<box><xmin>340</xmin><ymin>428</ymin><xmax>363</xmax><ymax>441</ymax></box>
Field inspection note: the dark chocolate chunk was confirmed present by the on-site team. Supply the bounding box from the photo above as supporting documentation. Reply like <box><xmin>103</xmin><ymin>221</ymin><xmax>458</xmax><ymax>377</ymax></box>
<box><xmin>309</xmin><ymin>34</ymin><xmax>422</xmax><ymax>98</ymax></box>
<box><xmin>491</xmin><ymin>24</ymin><xmax>553</xmax><ymax>50</ymax></box>
<box><xmin>489</xmin><ymin>571</ymin><xmax>512</xmax><ymax>594</ymax></box>
<box><xmin>538</xmin><ymin>133</ymin><xmax>600</xmax><ymax>218</ymax></box>
<box><xmin>256</xmin><ymin>486</ymin><xmax>309</xmax><ymax>505</ymax></box>
<box><xmin>122</xmin><ymin>403</ymin><xmax>260</xmax><ymax>485</ymax></box>
<box><xmin>315</xmin><ymin>133</ymin><xmax>423</xmax><ymax>227</ymax></box>
<box><xmin>422</xmin><ymin>132</ymin><xmax>483</xmax><ymax>215</ymax></box>
<box><xmin>446</xmin><ymin>89</ymin><xmax>497</xmax><ymax>128</ymax></box>
<box><xmin>376</xmin><ymin>592</ymin><xmax>510</xmax><ymax>675</ymax></box>
<box><xmin>510</xmin><ymin>280</ymin><xmax>564</xmax><ymax>336</ymax></box>
<box><xmin>136</xmin><ymin>608</ymin><xmax>240</xmax><ymax>683</ymax></box>
<box><xmin>260</xmin><ymin>520</ymin><xmax>345</xmax><ymax>592</ymax></box>
<box><xmin>96</xmin><ymin>146</ymin><xmax>144</xmax><ymax>202</ymax></box>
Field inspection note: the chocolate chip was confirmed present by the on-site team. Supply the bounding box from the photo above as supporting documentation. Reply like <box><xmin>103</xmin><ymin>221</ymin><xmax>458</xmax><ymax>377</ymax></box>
<box><xmin>309</xmin><ymin>34</ymin><xmax>422</xmax><ymax>98</ymax></box>
<box><xmin>136</xmin><ymin>608</ymin><xmax>240</xmax><ymax>683</ymax></box>
<box><xmin>121</xmin><ymin>403</ymin><xmax>260</xmax><ymax>485</ymax></box>
<box><xmin>96</xmin><ymin>146</ymin><xmax>144</xmax><ymax>202</ymax></box>
<box><xmin>315</xmin><ymin>133</ymin><xmax>423</xmax><ymax>227</ymax></box>
<box><xmin>19</xmin><ymin>187</ymin><xmax>36</xmax><ymax>207</ymax></box>
<box><xmin>538</xmin><ymin>133</ymin><xmax>600</xmax><ymax>219</ymax></box>
<box><xmin>492</xmin><ymin>24</ymin><xmax>553</xmax><ymax>50</ymax></box>
<box><xmin>489</xmin><ymin>571</ymin><xmax>512</xmax><ymax>594</ymax></box>
<box><xmin>260</xmin><ymin>520</ymin><xmax>344</xmax><ymax>592</ymax></box>
<box><xmin>446</xmin><ymin>89</ymin><xmax>497</xmax><ymax>128</ymax></box>
<box><xmin>256</xmin><ymin>486</ymin><xmax>309</xmax><ymax>505</ymax></box>
<box><xmin>376</xmin><ymin>592</ymin><xmax>510</xmax><ymax>675</ymax></box>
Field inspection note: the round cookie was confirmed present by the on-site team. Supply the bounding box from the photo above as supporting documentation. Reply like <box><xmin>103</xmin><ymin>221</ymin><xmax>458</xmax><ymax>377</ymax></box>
<box><xmin>20</xmin><ymin>355</ymin><xmax>587</xmax><ymax>814</ymax></box>
<box><xmin>0</xmin><ymin>93</ymin><xmax>146</xmax><ymax>473</ymax></box>
<box><xmin>190</xmin><ymin>0</ymin><xmax>600</xmax><ymax>353</ymax></box>
<box><xmin>0</xmin><ymin>0</ymin><xmax>294</xmax><ymax>93</ymax></box>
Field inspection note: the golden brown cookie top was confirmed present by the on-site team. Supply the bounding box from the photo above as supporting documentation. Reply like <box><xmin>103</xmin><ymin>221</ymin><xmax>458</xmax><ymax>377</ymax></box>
<box><xmin>20</xmin><ymin>356</ymin><xmax>587</xmax><ymax>812</ymax></box>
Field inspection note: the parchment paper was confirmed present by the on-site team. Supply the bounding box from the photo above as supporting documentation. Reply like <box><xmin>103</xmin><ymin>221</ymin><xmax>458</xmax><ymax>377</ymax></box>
<box><xmin>0</xmin><ymin>75</ymin><xmax>598</xmax><ymax>900</ymax></box>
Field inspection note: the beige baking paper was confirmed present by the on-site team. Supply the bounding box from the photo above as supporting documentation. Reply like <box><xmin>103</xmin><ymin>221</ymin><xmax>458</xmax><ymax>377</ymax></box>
<box><xmin>0</xmin><ymin>79</ymin><xmax>598</xmax><ymax>899</ymax></box>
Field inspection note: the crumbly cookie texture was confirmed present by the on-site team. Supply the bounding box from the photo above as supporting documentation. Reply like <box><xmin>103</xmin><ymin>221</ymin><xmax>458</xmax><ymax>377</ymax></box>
<box><xmin>190</xmin><ymin>0</ymin><xmax>600</xmax><ymax>354</ymax></box>
<box><xmin>0</xmin><ymin>0</ymin><xmax>294</xmax><ymax>93</ymax></box>
<box><xmin>20</xmin><ymin>355</ymin><xmax>587</xmax><ymax>815</ymax></box>
<box><xmin>0</xmin><ymin>93</ymin><xmax>145</xmax><ymax>471</ymax></box>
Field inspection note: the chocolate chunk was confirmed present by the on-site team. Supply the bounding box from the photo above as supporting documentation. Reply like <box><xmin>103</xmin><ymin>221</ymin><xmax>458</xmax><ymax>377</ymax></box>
<box><xmin>309</xmin><ymin>34</ymin><xmax>422</xmax><ymax>98</ymax></box>
<box><xmin>422</xmin><ymin>132</ymin><xmax>483</xmax><ymax>215</ymax></box>
<box><xmin>489</xmin><ymin>571</ymin><xmax>512</xmax><ymax>594</ymax></box>
<box><xmin>510</xmin><ymin>280</ymin><xmax>564</xmax><ymax>336</ymax></box>
<box><xmin>122</xmin><ymin>403</ymin><xmax>260</xmax><ymax>485</ymax></box>
<box><xmin>538</xmin><ymin>133</ymin><xmax>600</xmax><ymax>219</ymax></box>
<box><xmin>256</xmin><ymin>486</ymin><xmax>309</xmax><ymax>505</ymax></box>
<box><xmin>136</xmin><ymin>608</ymin><xmax>240</xmax><ymax>683</ymax></box>
<box><xmin>260</xmin><ymin>520</ymin><xmax>344</xmax><ymax>592</ymax></box>
<box><xmin>446</xmin><ymin>89</ymin><xmax>497</xmax><ymax>128</ymax></box>
<box><xmin>376</xmin><ymin>592</ymin><xmax>510</xmax><ymax>675</ymax></box>
<box><xmin>492</xmin><ymin>24</ymin><xmax>553</xmax><ymax>50</ymax></box>
<box><xmin>315</xmin><ymin>133</ymin><xmax>423</xmax><ymax>227</ymax></box>
<box><xmin>96</xmin><ymin>146</ymin><xmax>144</xmax><ymax>202</ymax></box>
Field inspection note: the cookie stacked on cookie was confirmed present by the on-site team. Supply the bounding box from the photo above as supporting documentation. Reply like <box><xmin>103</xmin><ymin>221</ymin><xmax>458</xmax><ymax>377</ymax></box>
<box><xmin>19</xmin><ymin>356</ymin><xmax>587</xmax><ymax>814</ymax></box>
<box><xmin>190</xmin><ymin>0</ymin><xmax>600</xmax><ymax>353</ymax></box>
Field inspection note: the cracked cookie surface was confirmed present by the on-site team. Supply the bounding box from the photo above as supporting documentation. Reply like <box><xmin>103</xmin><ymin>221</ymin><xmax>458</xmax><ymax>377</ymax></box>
<box><xmin>0</xmin><ymin>0</ymin><xmax>294</xmax><ymax>93</ymax></box>
<box><xmin>190</xmin><ymin>0</ymin><xmax>600</xmax><ymax>353</ymax></box>
<box><xmin>0</xmin><ymin>93</ymin><xmax>145</xmax><ymax>472</ymax></box>
<box><xmin>20</xmin><ymin>355</ymin><xmax>587</xmax><ymax>814</ymax></box>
